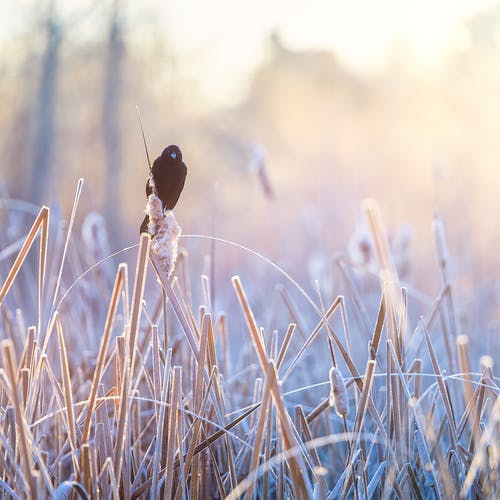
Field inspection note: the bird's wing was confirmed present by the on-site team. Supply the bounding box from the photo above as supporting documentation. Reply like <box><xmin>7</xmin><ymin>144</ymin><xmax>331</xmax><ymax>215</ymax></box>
<box><xmin>146</xmin><ymin>177</ymin><xmax>153</xmax><ymax>197</ymax></box>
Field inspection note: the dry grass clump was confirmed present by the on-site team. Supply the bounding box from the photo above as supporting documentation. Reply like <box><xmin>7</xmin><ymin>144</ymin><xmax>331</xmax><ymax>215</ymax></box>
<box><xmin>0</xmin><ymin>187</ymin><xmax>498</xmax><ymax>499</ymax></box>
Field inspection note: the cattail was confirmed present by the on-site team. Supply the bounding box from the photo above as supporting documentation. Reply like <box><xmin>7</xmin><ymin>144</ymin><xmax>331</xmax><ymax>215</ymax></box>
<box><xmin>432</xmin><ymin>212</ymin><xmax>449</xmax><ymax>271</ymax></box>
<box><xmin>347</xmin><ymin>223</ymin><xmax>375</xmax><ymax>270</ymax></box>
<box><xmin>456</xmin><ymin>334</ymin><xmax>473</xmax><ymax>406</ymax></box>
<box><xmin>249</xmin><ymin>144</ymin><xmax>274</xmax><ymax>200</ymax></box>
<box><xmin>81</xmin><ymin>212</ymin><xmax>110</xmax><ymax>262</ymax></box>
<box><xmin>328</xmin><ymin>367</ymin><xmax>349</xmax><ymax>417</ymax></box>
<box><xmin>480</xmin><ymin>355</ymin><xmax>494</xmax><ymax>379</ymax></box>
<box><xmin>145</xmin><ymin>194</ymin><xmax>181</xmax><ymax>277</ymax></box>
<box><xmin>480</xmin><ymin>355</ymin><xmax>494</xmax><ymax>370</ymax></box>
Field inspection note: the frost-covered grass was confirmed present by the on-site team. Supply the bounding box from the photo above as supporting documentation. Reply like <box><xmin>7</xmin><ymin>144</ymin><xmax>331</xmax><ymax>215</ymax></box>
<box><xmin>0</xmin><ymin>184</ymin><xmax>498</xmax><ymax>499</ymax></box>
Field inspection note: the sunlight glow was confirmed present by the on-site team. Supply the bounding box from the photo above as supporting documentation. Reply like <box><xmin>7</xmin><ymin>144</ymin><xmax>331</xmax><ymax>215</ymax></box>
<box><xmin>1</xmin><ymin>0</ymin><xmax>496</xmax><ymax>104</ymax></box>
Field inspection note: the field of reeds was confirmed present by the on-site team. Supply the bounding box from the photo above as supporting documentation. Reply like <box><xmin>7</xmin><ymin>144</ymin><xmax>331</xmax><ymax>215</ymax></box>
<box><xmin>0</xmin><ymin>180</ymin><xmax>499</xmax><ymax>499</ymax></box>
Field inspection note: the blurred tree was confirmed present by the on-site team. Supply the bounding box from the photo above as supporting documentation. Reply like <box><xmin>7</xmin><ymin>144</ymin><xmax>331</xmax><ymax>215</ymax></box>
<box><xmin>30</xmin><ymin>2</ymin><xmax>61</xmax><ymax>204</ymax></box>
<box><xmin>102</xmin><ymin>0</ymin><xmax>125</xmax><ymax>247</ymax></box>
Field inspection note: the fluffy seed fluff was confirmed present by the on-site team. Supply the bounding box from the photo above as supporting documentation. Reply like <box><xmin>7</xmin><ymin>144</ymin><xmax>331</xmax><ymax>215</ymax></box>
<box><xmin>145</xmin><ymin>194</ymin><xmax>181</xmax><ymax>277</ymax></box>
<box><xmin>328</xmin><ymin>367</ymin><xmax>349</xmax><ymax>418</ymax></box>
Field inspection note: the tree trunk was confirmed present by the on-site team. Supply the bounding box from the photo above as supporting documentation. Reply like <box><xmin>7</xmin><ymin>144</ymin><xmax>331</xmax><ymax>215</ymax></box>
<box><xmin>30</xmin><ymin>12</ymin><xmax>61</xmax><ymax>204</ymax></box>
<box><xmin>102</xmin><ymin>1</ymin><xmax>125</xmax><ymax>248</ymax></box>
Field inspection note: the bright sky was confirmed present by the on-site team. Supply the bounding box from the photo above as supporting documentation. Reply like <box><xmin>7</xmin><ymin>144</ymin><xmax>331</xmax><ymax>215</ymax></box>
<box><xmin>2</xmin><ymin>0</ymin><xmax>498</xmax><ymax>104</ymax></box>
<box><xmin>153</xmin><ymin>0</ymin><xmax>497</xmax><ymax>103</ymax></box>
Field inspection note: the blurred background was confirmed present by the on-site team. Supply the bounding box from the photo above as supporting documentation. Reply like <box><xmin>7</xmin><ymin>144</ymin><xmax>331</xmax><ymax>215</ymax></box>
<box><xmin>2</xmin><ymin>0</ymin><xmax>500</xmax><ymax>346</ymax></box>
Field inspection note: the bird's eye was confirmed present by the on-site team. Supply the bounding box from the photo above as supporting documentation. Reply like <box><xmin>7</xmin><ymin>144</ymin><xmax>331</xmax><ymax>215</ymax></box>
<box><xmin>170</xmin><ymin>152</ymin><xmax>177</xmax><ymax>159</ymax></box>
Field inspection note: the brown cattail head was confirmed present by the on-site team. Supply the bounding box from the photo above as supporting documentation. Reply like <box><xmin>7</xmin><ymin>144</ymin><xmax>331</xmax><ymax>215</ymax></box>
<box><xmin>328</xmin><ymin>367</ymin><xmax>349</xmax><ymax>418</ymax></box>
<box><xmin>145</xmin><ymin>194</ymin><xmax>181</xmax><ymax>277</ymax></box>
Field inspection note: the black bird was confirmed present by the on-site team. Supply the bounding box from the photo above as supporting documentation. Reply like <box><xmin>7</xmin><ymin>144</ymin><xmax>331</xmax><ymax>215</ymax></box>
<box><xmin>140</xmin><ymin>145</ymin><xmax>187</xmax><ymax>234</ymax></box>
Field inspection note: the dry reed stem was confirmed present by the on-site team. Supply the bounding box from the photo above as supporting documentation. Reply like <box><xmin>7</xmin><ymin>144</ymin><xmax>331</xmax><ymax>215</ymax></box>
<box><xmin>276</xmin><ymin>323</ymin><xmax>295</xmax><ymax>370</ymax></box>
<box><xmin>350</xmin><ymin>360</ymin><xmax>376</xmax><ymax>454</ymax></box>
<box><xmin>335</xmin><ymin>256</ymin><xmax>371</xmax><ymax>336</ymax></box>
<box><xmin>150</xmin><ymin>251</ymin><xmax>200</xmax><ymax>359</ymax></box>
<box><xmin>432</xmin><ymin>214</ymin><xmax>458</xmax><ymax>343</ymax></box>
<box><xmin>190</xmin><ymin>313</ymin><xmax>210</xmax><ymax>499</ymax></box>
<box><xmin>38</xmin><ymin>206</ymin><xmax>49</xmax><ymax>333</ymax></box>
<box><xmin>263</xmin><ymin>360</ymin><xmax>312</xmax><ymax>498</ymax></box>
<box><xmin>206</xmin><ymin>315</ymin><xmax>218</xmax><ymax>371</ymax></box>
<box><xmin>20</xmin><ymin>325</ymin><xmax>36</xmax><ymax>373</ymax></box>
<box><xmin>151</xmin><ymin>324</ymin><xmax>161</xmax><ymax>414</ymax></box>
<box><xmin>164</xmin><ymin>365</ymin><xmax>182</xmax><ymax>499</ymax></box>
<box><xmin>469</xmin><ymin>376</ymin><xmax>487</xmax><ymax>455</ymax></box>
<box><xmin>423</xmin><ymin>323</ymin><xmax>458</xmax><ymax>447</ymax></box>
<box><xmin>174</xmin><ymin>277</ymin><xmax>202</xmax><ymax>344</ymax></box>
<box><xmin>282</xmin><ymin>295</ymin><xmax>341</xmax><ymax>382</ymax></box>
<box><xmin>50</xmin><ymin>179</ymin><xmax>84</xmax><ymax>316</ymax></box>
<box><xmin>369</xmin><ymin>291</ymin><xmax>386</xmax><ymax>361</ymax></box>
<box><xmin>226</xmin><ymin>361</ymin><xmax>312</xmax><ymax>500</ymax></box>
<box><xmin>438</xmin><ymin>305</ymin><xmax>455</xmax><ymax>371</ymax></box>
<box><xmin>232</xmin><ymin>276</ymin><xmax>268</xmax><ymax>371</ymax></box>
<box><xmin>1</xmin><ymin>340</ymin><xmax>38</xmax><ymax>498</ymax></box>
<box><xmin>211</xmin><ymin>367</ymin><xmax>238</xmax><ymax>492</ymax></box>
<box><xmin>81</xmin><ymin>443</ymin><xmax>91</xmax><ymax>495</ymax></box>
<box><xmin>262</xmin><ymin>401</ymin><xmax>274</xmax><ymax>499</ymax></box>
<box><xmin>407</xmin><ymin>358</ymin><xmax>422</xmax><ymax>397</ymax></box>
<box><xmin>387</xmin><ymin>341</ymin><xmax>402</xmax><ymax>464</ymax></box>
<box><xmin>114</xmin><ymin>235</ymin><xmax>150</xmax><ymax>485</ymax></box>
<box><xmin>209</xmin><ymin>445</ymin><xmax>227</xmax><ymax>499</ymax></box>
<box><xmin>338</xmin><ymin>296</ymin><xmax>353</xmax><ymax>358</ymax></box>
<box><xmin>456</xmin><ymin>334</ymin><xmax>473</xmax><ymax>409</ymax></box>
<box><xmin>386</xmin><ymin>340</ymin><xmax>441</xmax><ymax>489</ymax></box>
<box><xmin>55</xmin><ymin>313</ymin><xmax>79</xmax><ymax>475</ymax></box>
<box><xmin>306</xmin><ymin>397</ymin><xmax>330</xmax><ymax>424</ymax></box>
<box><xmin>128</xmin><ymin>233</ymin><xmax>150</xmax><ymax>374</ymax></box>
<box><xmin>462</xmin><ymin>393</ymin><xmax>500</xmax><ymax>496</ymax></box>
<box><xmin>397</xmin><ymin>287</ymin><xmax>407</xmax><ymax>363</ymax></box>
<box><xmin>1</xmin><ymin>193</ymin><xmax>499</xmax><ymax>498</ymax></box>
<box><xmin>277</xmin><ymin>285</ymin><xmax>308</xmax><ymax>340</ymax></box>
<box><xmin>362</xmin><ymin>199</ymin><xmax>400</xmax><ymax>343</ymax></box>
<box><xmin>295</xmin><ymin>405</ymin><xmax>328</xmax><ymax>493</ymax></box>
<box><xmin>367</xmin><ymin>461</ymin><xmax>386</xmax><ymax>498</ymax></box>
<box><xmin>173</xmin><ymin>368</ymin><xmax>217</xmax><ymax>500</ymax></box>
<box><xmin>281</xmin><ymin>298</ymin><xmax>390</xmax><ymax>459</ymax></box>
<box><xmin>0</xmin><ymin>205</ymin><xmax>49</xmax><ymax>307</ymax></box>
<box><xmin>246</xmin><ymin>361</ymin><xmax>273</xmax><ymax>500</ymax></box>
<box><xmin>233</xmin><ymin>276</ymin><xmax>313</xmax><ymax>495</ymax></box>
<box><xmin>113</xmin><ymin>350</ymin><xmax>130</xmax><ymax>484</ymax></box>
<box><xmin>82</xmin><ymin>263</ymin><xmax>127</xmax><ymax>444</ymax></box>
<box><xmin>150</xmin><ymin>347</ymin><xmax>172</xmax><ymax>499</ymax></box>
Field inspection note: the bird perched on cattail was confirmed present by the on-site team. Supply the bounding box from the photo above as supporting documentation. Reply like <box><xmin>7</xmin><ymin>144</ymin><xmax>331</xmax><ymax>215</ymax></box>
<box><xmin>140</xmin><ymin>145</ymin><xmax>187</xmax><ymax>234</ymax></box>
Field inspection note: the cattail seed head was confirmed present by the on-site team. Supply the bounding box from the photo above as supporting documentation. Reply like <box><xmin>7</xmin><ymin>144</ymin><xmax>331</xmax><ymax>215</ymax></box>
<box><xmin>249</xmin><ymin>144</ymin><xmax>274</xmax><ymax>200</ymax></box>
<box><xmin>480</xmin><ymin>355</ymin><xmax>494</xmax><ymax>370</ymax></box>
<box><xmin>81</xmin><ymin>212</ymin><xmax>110</xmax><ymax>262</ymax></box>
<box><xmin>480</xmin><ymin>355</ymin><xmax>494</xmax><ymax>379</ymax></box>
<box><xmin>328</xmin><ymin>367</ymin><xmax>349</xmax><ymax>417</ymax></box>
<box><xmin>432</xmin><ymin>213</ymin><xmax>449</xmax><ymax>270</ymax></box>
<box><xmin>145</xmin><ymin>194</ymin><xmax>181</xmax><ymax>277</ymax></box>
